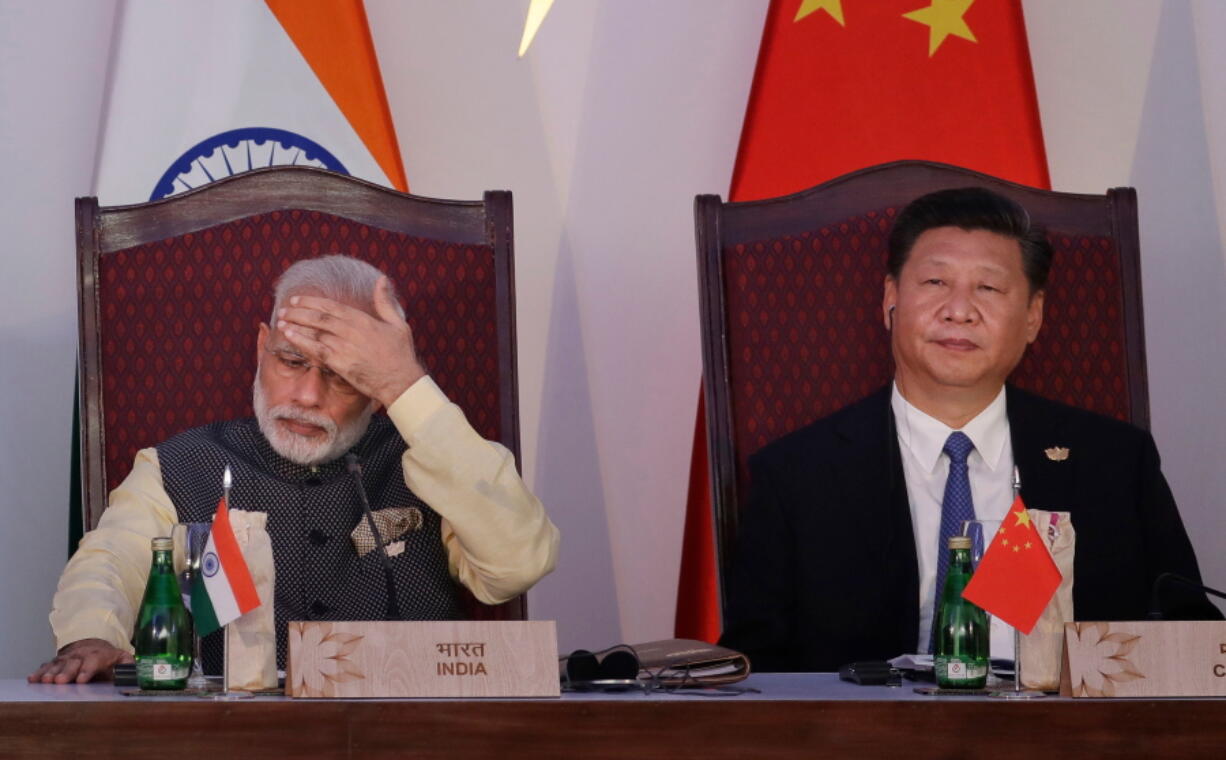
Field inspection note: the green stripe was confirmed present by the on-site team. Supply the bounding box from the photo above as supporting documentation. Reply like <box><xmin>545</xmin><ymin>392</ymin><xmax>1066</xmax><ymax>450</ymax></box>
<box><xmin>191</xmin><ymin>574</ymin><xmax>221</xmax><ymax>637</ymax></box>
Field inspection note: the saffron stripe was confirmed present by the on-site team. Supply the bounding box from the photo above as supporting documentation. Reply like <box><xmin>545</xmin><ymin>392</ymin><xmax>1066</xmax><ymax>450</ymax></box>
<box><xmin>212</xmin><ymin>497</ymin><xmax>261</xmax><ymax>612</ymax></box>
<box><xmin>265</xmin><ymin>0</ymin><xmax>409</xmax><ymax>191</ymax></box>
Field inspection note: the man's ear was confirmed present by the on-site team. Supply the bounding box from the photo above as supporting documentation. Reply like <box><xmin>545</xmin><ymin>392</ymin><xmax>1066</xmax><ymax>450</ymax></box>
<box><xmin>257</xmin><ymin>322</ymin><xmax>269</xmax><ymax>364</ymax></box>
<box><xmin>882</xmin><ymin>276</ymin><xmax>898</xmax><ymax>331</ymax></box>
<box><xmin>1025</xmin><ymin>289</ymin><xmax>1045</xmax><ymax>343</ymax></box>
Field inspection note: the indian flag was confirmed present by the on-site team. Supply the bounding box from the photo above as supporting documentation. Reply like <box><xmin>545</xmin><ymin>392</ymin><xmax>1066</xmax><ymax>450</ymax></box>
<box><xmin>68</xmin><ymin>0</ymin><xmax>410</xmax><ymax>540</ymax></box>
<box><xmin>93</xmin><ymin>0</ymin><xmax>408</xmax><ymax>204</ymax></box>
<box><xmin>191</xmin><ymin>497</ymin><xmax>261</xmax><ymax>637</ymax></box>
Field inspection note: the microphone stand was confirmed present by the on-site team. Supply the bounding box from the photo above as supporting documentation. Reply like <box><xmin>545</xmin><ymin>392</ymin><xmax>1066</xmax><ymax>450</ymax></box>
<box><xmin>346</xmin><ymin>454</ymin><xmax>401</xmax><ymax>620</ymax></box>
<box><xmin>1147</xmin><ymin>573</ymin><xmax>1226</xmax><ymax>620</ymax></box>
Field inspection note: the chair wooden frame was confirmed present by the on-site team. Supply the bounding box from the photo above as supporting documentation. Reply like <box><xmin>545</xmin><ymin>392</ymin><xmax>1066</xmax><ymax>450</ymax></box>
<box><xmin>695</xmin><ymin>159</ymin><xmax>1147</xmax><ymax>612</ymax></box>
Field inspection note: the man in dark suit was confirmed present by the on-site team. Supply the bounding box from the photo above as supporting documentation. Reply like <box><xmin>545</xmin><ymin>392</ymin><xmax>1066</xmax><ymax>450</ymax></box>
<box><xmin>720</xmin><ymin>187</ymin><xmax>1220</xmax><ymax>673</ymax></box>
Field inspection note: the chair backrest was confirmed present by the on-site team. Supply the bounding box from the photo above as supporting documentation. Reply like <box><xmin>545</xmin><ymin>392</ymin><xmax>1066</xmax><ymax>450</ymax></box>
<box><xmin>696</xmin><ymin>159</ymin><xmax>1147</xmax><ymax>610</ymax></box>
<box><xmin>76</xmin><ymin>166</ymin><xmax>523</xmax><ymax>620</ymax></box>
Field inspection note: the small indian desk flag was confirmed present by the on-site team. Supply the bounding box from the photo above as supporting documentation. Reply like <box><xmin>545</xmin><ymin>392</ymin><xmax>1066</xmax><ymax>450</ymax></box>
<box><xmin>962</xmin><ymin>495</ymin><xmax>1062</xmax><ymax>634</ymax></box>
<box><xmin>191</xmin><ymin>496</ymin><xmax>261</xmax><ymax>637</ymax></box>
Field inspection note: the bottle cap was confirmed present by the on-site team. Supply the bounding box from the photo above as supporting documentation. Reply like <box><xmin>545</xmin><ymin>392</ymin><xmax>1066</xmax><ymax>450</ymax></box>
<box><xmin>948</xmin><ymin>535</ymin><xmax>973</xmax><ymax>550</ymax></box>
<box><xmin>151</xmin><ymin>536</ymin><xmax>173</xmax><ymax>551</ymax></box>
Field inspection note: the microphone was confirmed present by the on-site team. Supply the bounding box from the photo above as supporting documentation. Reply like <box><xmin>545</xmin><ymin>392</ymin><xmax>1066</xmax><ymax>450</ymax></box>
<box><xmin>1146</xmin><ymin>572</ymin><xmax>1226</xmax><ymax>620</ymax></box>
<box><xmin>346</xmin><ymin>453</ymin><xmax>401</xmax><ymax>620</ymax></box>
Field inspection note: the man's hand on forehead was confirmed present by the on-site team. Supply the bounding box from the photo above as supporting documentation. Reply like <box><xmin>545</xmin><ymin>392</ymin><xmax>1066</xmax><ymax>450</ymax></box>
<box><xmin>277</xmin><ymin>276</ymin><xmax>427</xmax><ymax>407</ymax></box>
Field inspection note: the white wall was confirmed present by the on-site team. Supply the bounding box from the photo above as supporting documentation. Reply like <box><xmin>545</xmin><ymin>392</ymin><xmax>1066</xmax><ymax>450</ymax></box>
<box><xmin>0</xmin><ymin>0</ymin><xmax>119</xmax><ymax>675</ymax></box>
<box><xmin>1</xmin><ymin>0</ymin><xmax>1223</xmax><ymax>677</ymax></box>
<box><xmin>366</xmin><ymin>0</ymin><xmax>767</xmax><ymax>649</ymax></box>
<box><xmin>1026</xmin><ymin>0</ymin><xmax>1226</xmax><ymax>611</ymax></box>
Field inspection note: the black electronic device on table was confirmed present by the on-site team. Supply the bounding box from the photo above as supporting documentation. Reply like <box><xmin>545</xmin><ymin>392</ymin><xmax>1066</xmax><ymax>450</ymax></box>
<box><xmin>838</xmin><ymin>661</ymin><xmax>902</xmax><ymax>686</ymax></box>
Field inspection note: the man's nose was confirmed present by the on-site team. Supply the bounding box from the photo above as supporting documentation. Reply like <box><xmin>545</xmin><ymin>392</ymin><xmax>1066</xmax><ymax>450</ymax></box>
<box><xmin>290</xmin><ymin>366</ymin><xmax>328</xmax><ymax>407</ymax></box>
<box><xmin>941</xmin><ymin>286</ymin><xmax>980</xmax><ymax>323</ymax></box>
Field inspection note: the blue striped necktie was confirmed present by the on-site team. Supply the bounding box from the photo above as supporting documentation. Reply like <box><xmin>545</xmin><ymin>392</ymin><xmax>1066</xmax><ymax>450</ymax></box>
<box><xmin>930</xmin><ymin>431</ymin><xmax>976</xmax><ymax>652</ymax></box>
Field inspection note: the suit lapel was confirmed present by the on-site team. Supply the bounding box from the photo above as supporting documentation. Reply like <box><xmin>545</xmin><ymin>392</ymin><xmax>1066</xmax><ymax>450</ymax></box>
<box><xmin>1007</xmin><ymin>386</ymin><xmax>1077</xmax><ymax>510</ymax></box>
<box><xmin>830</xmin><ymin>389</ymin><xmax>910</xmax><ymax>552</ymax></box>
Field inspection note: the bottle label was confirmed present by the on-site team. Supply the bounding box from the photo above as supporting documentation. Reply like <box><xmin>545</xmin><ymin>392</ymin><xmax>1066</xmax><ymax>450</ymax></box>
<box><xmin>936</xmin><ymin>656</ymin><xmax>987</xmax><ymax>683</ymax></box>
<box><xmin>137</xmin><ymin>658</ymin><xmax>188</xmax><ymax>682</ymax></box>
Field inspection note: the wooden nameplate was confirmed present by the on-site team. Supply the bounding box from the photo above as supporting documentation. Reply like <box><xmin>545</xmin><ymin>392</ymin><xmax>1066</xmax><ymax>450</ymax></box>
<box><xmin>286</xmin><ymin>620</ymin><xmax>560</xmax><ymax>698</ymax></box>
<box><xmin>1060</xmin><ymin>621</ymin><xmax>1226</xmax><ymax>698</ymax></box>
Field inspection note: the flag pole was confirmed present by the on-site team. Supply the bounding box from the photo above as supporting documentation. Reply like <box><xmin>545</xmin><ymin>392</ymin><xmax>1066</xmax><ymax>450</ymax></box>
<box><xmin>223</xmin><ymin>620</ymin><xmax>230</xmax><ymax>691</ymax></box>
<box><xmin>1012</xmin><ymin>467</ymin><xmax>1023</xmax><ymax>696</ymax></box>
<box><xmin>223</xmin><ymin>463</ymin><xmax>231</xmax><ymax>696</ymax></box>
<box><xmin>993</xmin><ymin>466</ymin><xmax>1046</xmax><ymax>700</ymax></box>
<box><xmin>1012</xmin><ymin>621</ymin><xmax>1023</xmax><ymax>695</ymax></box>
<box><xmin>212</xmin><ymin>622</ymin><xmax>251</xmax><ymax>700</ymax></box>
<box><xmin>212</xmin><ymin>465</ymin><xmax>253</xmax><ymax>701</ymax></box>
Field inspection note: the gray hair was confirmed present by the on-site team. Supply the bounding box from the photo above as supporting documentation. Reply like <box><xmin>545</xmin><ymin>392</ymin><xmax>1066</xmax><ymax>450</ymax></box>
<box><xmin>271</xmin><ymin>254</ymin><xmax>405</xmax><ymax>320</ymax></box>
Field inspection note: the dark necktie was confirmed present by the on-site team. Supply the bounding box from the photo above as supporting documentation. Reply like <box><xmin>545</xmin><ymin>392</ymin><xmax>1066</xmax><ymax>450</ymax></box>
<box><xmin>930</xmin><ymin>431</ymin><xmax>976</xmax><ymax>652</ymax></box>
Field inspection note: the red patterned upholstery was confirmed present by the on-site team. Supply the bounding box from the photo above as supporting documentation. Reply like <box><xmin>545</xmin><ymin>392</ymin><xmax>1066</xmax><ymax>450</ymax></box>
<box><xmin>696</xmin><ymin>161</ymin><xmax>1147</xmax><ymax>607</ymax></box>
<box><xmin>77</xmin><ymin>167</ymin><xmax>521</xmax><ymax>620</ymax></box>
<box><xmin>723</xmin><ymin>212</ymin><xmax>896</xmax><ymax>466</ymax></box>
<box><xmin>97</xmin><ymin>211</ymin><xmax>500</xmax><ymax>495</ymax></box>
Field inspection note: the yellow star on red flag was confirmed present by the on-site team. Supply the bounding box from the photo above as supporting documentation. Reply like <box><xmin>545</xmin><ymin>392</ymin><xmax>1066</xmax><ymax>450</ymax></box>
<box><xmin>794</xmin><ymin>0</ymin><xmax>844</xmax><ymax>26</ymax></box>
<box><xmin>902</xmin><ymin>0</ymin><xmax>977</xmax><ymax>56</ymax></box>
<box><xmin>1012</xmin><ymin>506</ymin><xmax>1032</xmax><ymax>528</ymax></box>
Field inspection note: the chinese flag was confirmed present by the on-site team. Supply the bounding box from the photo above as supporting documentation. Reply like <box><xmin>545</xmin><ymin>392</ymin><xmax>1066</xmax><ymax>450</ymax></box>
<box><xmin>675</xmin><ymin>0</ymin><xmax>1050</xmax><ymax>641</ymax></box>
<box><xmin>962</xmin><ymin>495</ymin><xmax>1062</xmax><ymax>634</ymax></box>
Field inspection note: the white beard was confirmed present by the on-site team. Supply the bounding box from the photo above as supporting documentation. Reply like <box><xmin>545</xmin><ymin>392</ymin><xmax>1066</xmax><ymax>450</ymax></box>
<box><xmin>252</xmin><ymin>378</ymin><xmax>374</xmax><ymax>466</ymax></box>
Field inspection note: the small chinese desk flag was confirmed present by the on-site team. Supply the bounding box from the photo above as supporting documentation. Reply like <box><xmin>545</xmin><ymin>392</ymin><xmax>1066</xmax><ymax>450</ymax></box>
<box><xmin>962</xmin><ymin>495</ymin><xmax>1061</xmax><ymax>634</ymax></box>
<box><xmin>191</xmin><ymin>496</ymin><xmax>261</xmax><ymax>637</ymax></box>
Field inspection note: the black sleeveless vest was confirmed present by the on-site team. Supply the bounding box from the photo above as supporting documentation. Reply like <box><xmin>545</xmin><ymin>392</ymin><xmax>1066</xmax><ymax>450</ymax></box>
<box><xmin>157</xmin><ymin>415</ymin><xmax>462</xmax><ymax>673</ymax></box>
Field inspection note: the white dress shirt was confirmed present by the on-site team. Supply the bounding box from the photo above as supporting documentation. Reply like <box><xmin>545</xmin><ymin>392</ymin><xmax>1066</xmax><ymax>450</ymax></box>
<box><xmin>891</xmin><ymin>383</ymin><xmax>1016</xmax><ymax>656</ymax></box>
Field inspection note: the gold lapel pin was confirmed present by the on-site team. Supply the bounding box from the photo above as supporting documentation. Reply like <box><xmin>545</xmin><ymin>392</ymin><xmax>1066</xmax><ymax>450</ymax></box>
<box><xmin>1044</xmin><ymin>446</ymin><xmax>1070</xmax><ymax>462</ymax></box>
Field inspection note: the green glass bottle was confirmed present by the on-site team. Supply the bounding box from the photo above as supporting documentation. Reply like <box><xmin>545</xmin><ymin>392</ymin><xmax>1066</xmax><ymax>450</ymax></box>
<box><xmin>934</xmin><ymin>535</ymin><xmax>989</xmax><ymax>689</ymax></box>
<box><xmin>134</xmin><ymin>537</ymin><xmax>193</xmax><ymax>690</ymax></box>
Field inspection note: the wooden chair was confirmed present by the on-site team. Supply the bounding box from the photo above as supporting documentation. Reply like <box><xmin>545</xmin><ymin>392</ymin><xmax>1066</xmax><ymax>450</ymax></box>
<box><xmin>695</xmin><ymin>159</ymin><xmax>1147</xmax><ymax>612</ymax></box>
<box><xmin>76</xmin><ymin>166</ymin><xmax>524</xmax><ymax>620</ymax></box>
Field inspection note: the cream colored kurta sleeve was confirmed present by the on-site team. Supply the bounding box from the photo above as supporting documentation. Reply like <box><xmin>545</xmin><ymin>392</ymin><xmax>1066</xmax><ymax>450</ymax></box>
<box><xmin>49</xmin><ymin>448</ymin><xmax>177</xmax><ymax>652</ymax></box>
<box><xmin>387</xmin><ymin>376</ymin><xmax>559</xmax><ymax>604</ymax></box>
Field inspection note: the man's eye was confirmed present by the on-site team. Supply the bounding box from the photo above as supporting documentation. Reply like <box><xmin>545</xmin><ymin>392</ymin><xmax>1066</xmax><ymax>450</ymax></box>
<box><xmin>923</xmin><ymin>278</ymin><xmax>944</xmax><ymax>286</ymax></box>
<box><xmin>280</xmin><ymin>356</ymin><xmax>309</xmax><ymax>370</ymax></box>
<box><xmin>979</xmin><ymin>284</ymin><xmax>1001</xmax><ymax>293</ymax></box>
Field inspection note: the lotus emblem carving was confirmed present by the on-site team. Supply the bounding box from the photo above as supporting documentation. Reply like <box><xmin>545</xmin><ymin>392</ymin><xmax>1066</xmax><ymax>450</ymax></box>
<box><xmin>288</xmin><ymin>622</ymin><xmax>365</xmax><ymax>697</ymax></box>
<box><xmin>1067</xmin><ymin>622</ymin><xmax>1145</xmax><ymax>697</ymax></box>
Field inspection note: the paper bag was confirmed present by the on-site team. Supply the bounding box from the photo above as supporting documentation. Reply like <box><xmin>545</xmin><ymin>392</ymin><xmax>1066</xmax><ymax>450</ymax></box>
<box><xmin>223</xmin><ymin>509</ymin><xmax>277</xmax><ymax>690</ymax></box>
<box><xmin>1018</xmin><ymin>509</ymin><xmax>1074</xmax><ymax>691</ymax></box>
